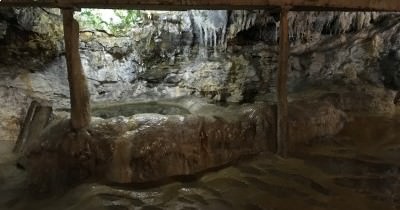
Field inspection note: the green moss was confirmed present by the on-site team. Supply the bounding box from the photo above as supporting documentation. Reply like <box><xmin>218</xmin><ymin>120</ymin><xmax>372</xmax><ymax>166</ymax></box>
<box><xmin>76</xmin><ymin>9</ymin><xmax>142</xmax><ymax>35</ymax></box>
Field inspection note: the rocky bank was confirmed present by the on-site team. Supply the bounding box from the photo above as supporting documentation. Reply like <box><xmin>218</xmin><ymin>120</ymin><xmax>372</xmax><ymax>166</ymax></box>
<box><xmin>0</xmin><ymin>9</ymin><xmax>400</xmax><ymax>141</ymax></box>
<box><xmin>25</xmin><ymin>96</ymin><xmax>346</xmax><ymax>191</ymax></box>
<box><xmin>1</xmin><ymin>8</ymin><xmax>400</xmax><ymax>190</ymax></box>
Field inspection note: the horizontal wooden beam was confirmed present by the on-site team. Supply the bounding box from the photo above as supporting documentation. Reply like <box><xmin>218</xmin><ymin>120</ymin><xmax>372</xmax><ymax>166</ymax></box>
<box><xmin>0</xmin><ymin>0</ymin><xmax>400</xmax><ymax>11</ymax></box>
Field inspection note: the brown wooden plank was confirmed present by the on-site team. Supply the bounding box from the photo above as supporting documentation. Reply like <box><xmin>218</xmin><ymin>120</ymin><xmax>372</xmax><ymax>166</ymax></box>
<box><xmin>22</xmin><ymin>105</ymin><xmax>53</xmax><ymax>153</ymax></box>
<box><xmin>1</xmin><ymin>0</ymin><xmax>400</xmax><ymax>11</ymax></box>
<box><xmin>13</xmin><ymin>101</ymin><xmax>39</xmax><ymax>153</ymax></box>
<box><xmin>13</xmin><ymin>101</ymin><xmax>52</xmax><ymax>154</ymax></box>
<box><xmin>276</xmin><ymin>7</ymin><xmax>289</xmax><ymax>157</ymax></box>
<box><xmin>62</xmin><ymin>9</ymin><xmax>91</xmax><ymax>130</ymax></box>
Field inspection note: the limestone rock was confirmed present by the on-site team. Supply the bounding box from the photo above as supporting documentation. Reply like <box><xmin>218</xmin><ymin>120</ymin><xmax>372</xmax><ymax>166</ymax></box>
<box><xmin>25</xmin><ymin>99</ymin><xmax>275</xmax><ymax>190</ymax></box>
<box><xmin>15</xmin><ymin>8</ymin><xmax>62</xmax><ymax>36</ymax></box>
<box><xmin>1</xmin><ymin>9</ymin><xmax>400</xmax><ymax>146</ymax></box>
<box><xmin>321</xmin><ymin>86</ymin><xmax>397</xmax><ymax>115</ymax></box>
<box><xmin>24</xmin><ymin>98</ymin><xmax>349</xmax><ymax>191</ymax></box>
<box><xmin>288</xmin><ymin>100</ymin><xmax>347</xmax><ymax>150</ymax></box>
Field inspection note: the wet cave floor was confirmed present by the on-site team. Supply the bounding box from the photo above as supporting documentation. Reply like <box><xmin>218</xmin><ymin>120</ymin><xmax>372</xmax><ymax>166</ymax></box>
<box><xmin>1</xmin><ymin>115</ymin><xmax>400</xmax><ymax>210</ymax></box>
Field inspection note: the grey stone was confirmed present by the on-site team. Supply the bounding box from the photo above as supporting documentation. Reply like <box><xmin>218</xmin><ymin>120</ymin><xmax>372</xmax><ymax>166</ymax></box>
<box><xmin>24</xmin><ymin>98</ymin><xmax>347</xmax><ymax>190</ymax></box>
<box><xmin>0</xmin><ymin>21</ymin><xmax>6</xmax><ymax>39</ymax></box>
<box><xmin>1</xmin><ymin>9</ymin><xmax>400</xmax><ymax>142</ymax></box>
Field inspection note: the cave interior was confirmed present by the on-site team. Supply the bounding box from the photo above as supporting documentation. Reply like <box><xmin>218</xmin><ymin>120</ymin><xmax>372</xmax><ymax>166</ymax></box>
<box><xmin>1</xmin><ymin>1</ymin><xmax>400</xmax><ymax>210</ymax></box>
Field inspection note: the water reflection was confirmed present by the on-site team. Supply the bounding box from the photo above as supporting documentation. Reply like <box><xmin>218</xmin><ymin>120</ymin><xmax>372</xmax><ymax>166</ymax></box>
<box><xmin>1</xmin><ymin>115</ymin><xmax>400</xmax><ymax>210</ymax></box>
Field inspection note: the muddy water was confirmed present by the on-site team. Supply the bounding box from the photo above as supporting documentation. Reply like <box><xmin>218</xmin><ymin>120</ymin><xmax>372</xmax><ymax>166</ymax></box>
<box><xmin>92</xmin><ymin>103</ymin><xmax>191</xmax><ymax>119</ymax></box>
<box><xmin>1</xmin><ymin>115</ymin><xmax>400</xmax><ymax>210</ymax></box>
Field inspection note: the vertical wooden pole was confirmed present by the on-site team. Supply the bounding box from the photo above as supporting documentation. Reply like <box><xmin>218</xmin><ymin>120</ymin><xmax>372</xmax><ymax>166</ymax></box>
<box><xmin>62</xmin><ymin>9</ymin><xmax>91</xmax><ymax>130</ymax></box>
<box><xmin>277</xmin><ymin>7</ymin><xmax>290</xmax><ymax>157</ymax></box>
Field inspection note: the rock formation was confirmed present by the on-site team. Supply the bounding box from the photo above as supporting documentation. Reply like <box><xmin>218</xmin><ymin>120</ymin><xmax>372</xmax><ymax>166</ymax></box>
<box><xmin>0</xmin><ymin>9</ymin><xmax>400</xmax><ymax>190</ymax></box>
<box><xmin>25</xmin><ymin>97</ymin><xmax>346</xmax><ymax>191</ymax></box>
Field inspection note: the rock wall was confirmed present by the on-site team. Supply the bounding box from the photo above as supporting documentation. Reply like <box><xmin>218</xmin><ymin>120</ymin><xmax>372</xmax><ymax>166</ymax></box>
<box><xmin>25</xmin><ymin>97</ymin><xmax>346</xmax><ymax>191</ymax></box>
<box><xmin>0</xmin><ymin>9</ymin><xmax>400</xmax><ymax>141</ymax></box>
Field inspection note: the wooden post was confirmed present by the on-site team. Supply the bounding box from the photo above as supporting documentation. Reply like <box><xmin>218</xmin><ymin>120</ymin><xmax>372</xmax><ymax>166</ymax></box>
<box><xmin>62</xmin><ymin>9</ymin><xmax>91</xmax><ymax>130</ymax></box>
<box><xmin>277</xmin><ymin>7</ymin><xmax>290</xmax><ymax>157</ymax></box>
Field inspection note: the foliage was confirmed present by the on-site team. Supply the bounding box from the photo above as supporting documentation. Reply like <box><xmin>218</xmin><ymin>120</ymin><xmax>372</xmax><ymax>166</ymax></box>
<box><xmin>112</xmin><ymin>10</ymin><xmax>141</xmax><ymax>34</ymax></box>
<box><xmin>77</xmin><ymin>9</ymin><xmax>104</xmax><ymax>29</ymax></box>
<box><xmin>76</xmin><ymin>9</ymin><xmax>142</xmax><ymax>35</ymax></box>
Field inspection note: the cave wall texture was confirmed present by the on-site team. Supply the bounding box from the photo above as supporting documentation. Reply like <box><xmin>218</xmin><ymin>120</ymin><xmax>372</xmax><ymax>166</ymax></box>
<box><xmin>0</xmin><ymin>8</ymin><xmax>400</xmax><ymax>141</ymax></box>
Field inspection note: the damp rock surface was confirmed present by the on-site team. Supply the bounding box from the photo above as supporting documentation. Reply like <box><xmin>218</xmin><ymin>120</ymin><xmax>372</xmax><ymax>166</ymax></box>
<box><xmin>1</xmin><ymin>10</ymin><xmax>400</xmax><ymax>142</ymax></box>
<box><xmin>2</xmin><ymin>116</ymin><xmax>400</xmax><ymax>210</ymax></box>
<box><xmin>21</xmin><ymin>97</ymin><xmax>347</xmax><ymax>190</ymax></box>
<box><xmin>26</xmin><ymin>98</ymin><xmax>275</xmax><ymax>187</ymax></box>
<box><xmin>91</xmin><ymin>102</ymin><xmax>191</xmax><ymax>118</ymax></box>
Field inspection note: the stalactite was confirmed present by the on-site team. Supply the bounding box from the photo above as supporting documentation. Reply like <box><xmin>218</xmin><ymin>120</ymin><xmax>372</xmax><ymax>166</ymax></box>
<box><xmin>191</xmin><ymin>10</ymin><xmax>384</xmax><ymax>50</ymax></box>
<box><xmin>191</xmin><ymin>10</ymin><xmax>228</xmax><ymax>50</ymax></box>
<box><xmin>228</xmin><ymin>10</ymin><xmax>258</xmax><ymax>40</ymax></box>
<box><xmin>285</xmin><ymin>12</ymin><xmax>380</xmax><ymax>42</ymax></box>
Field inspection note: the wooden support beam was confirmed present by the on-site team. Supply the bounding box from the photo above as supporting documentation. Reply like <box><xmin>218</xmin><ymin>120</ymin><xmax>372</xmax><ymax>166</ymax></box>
<box><xmin>1</xmin><ymin>0</ymin><xmax>400</xmax><ymax>11</ymax></box>
<box><xmin>62</xmin><ymin>9</ymin><xmax>91</xmax><ymax>130</ymax></box>
<box><xmin>276</xmin><ymin>7</ymin><xmax>289</xmax><ymax>157</ymax></box>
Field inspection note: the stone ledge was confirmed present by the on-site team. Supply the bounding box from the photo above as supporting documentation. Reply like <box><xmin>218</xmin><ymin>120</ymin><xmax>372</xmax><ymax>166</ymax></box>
<box><xmin>24</xmin><ymin>98</ymin><xmax>346</xmax><ymax>192</ymax></box>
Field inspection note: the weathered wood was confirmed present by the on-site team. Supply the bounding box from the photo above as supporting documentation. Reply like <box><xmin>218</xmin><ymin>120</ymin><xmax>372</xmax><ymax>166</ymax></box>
<box><xmin>1</xmin><ymin>0</ymin><xmax>400</xmax><ymax>11</ymax></box>
<box><xmin>62</xmin><ymin>9</ymin><xmax>91</xmax><ymax>130</ymax></box>
<box><xmin>395</xmin><ymin>91</ymin><xmax>400</xmax><ymax>105</ymax></box>
<box><xmin>276</xmin><ymin>7</ymin><xmax>289</xmax><ymax>157</ymax></box>
<box><xmin>13</xmin><ymin>101</ymin><xmax>39</xmax><ymax>153</ymax></box>
<box><xmin>13</xmin><ymin>101</ymin><xmax>52</xmax><ymax>153</ymax></box>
